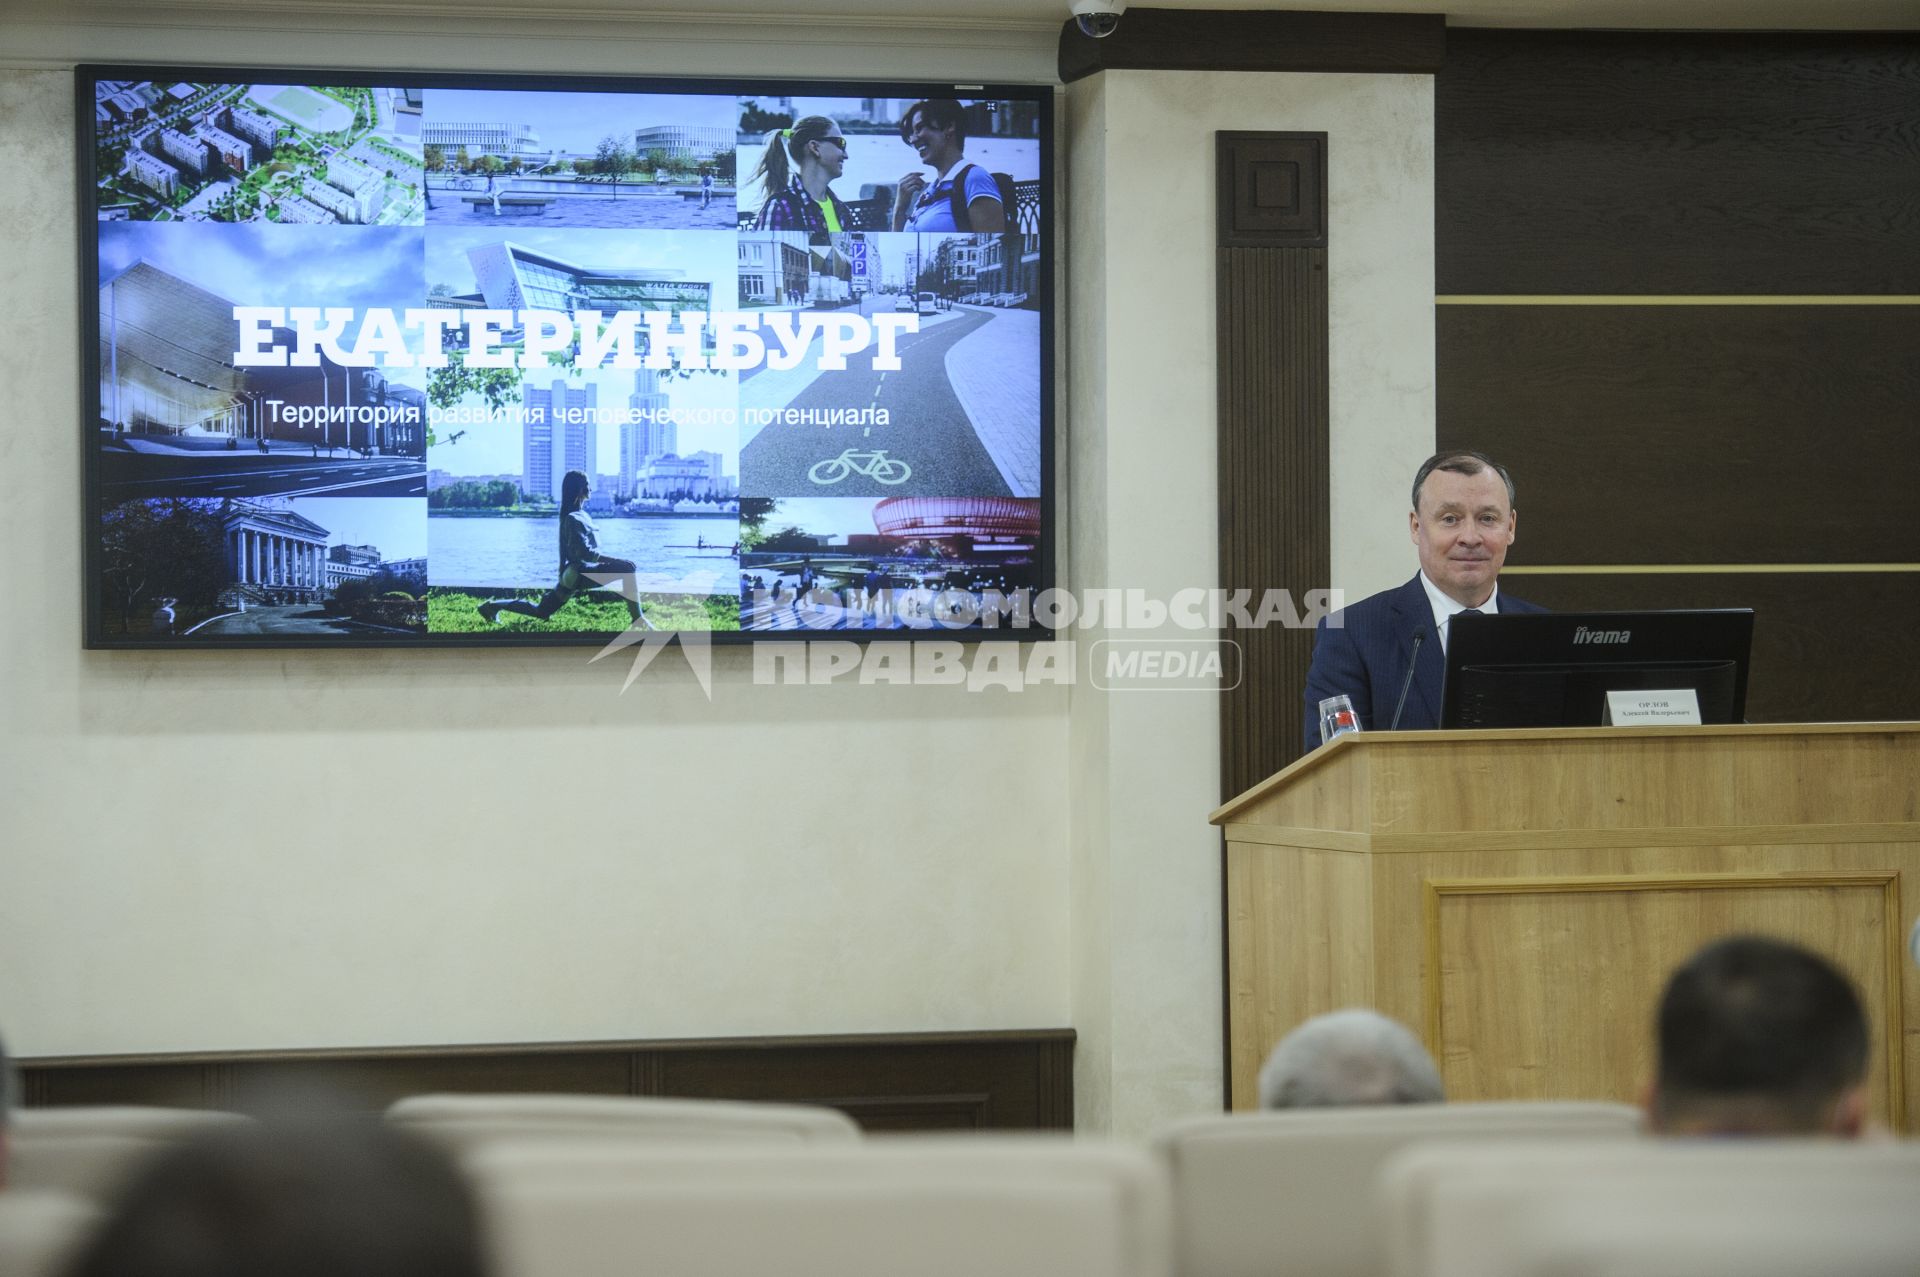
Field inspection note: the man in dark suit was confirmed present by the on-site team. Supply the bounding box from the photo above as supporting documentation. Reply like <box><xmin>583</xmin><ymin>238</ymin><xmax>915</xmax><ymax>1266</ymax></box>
<box><xmin>1302</xmin><ymin>450</ymin><xmax>1544</xmax><ymax>751</ymax></box>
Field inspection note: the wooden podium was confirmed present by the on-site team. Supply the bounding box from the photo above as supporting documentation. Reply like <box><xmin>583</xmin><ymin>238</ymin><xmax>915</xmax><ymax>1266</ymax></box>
<box><xmin>1210</xmin><ymin>723</ymin><xmax>1918</xmax><ymax>1129</ymax></box>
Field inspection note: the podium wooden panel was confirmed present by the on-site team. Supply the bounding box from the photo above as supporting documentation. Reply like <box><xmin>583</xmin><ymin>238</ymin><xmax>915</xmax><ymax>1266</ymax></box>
<box><xmin>1209</xmin><ymin>723</ymin><xmax>1919</xmax><ymax>1129</ymax></box>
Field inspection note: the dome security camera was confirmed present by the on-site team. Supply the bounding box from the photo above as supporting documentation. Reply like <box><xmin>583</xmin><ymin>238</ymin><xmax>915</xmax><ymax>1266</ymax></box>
<box><xmin>1071</xmin><ymin>0</ymin><xmax>1125</xmax><ymax>39</ymax></box>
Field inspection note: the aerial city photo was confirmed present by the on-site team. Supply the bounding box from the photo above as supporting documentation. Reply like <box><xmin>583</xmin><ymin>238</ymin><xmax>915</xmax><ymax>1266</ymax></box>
<box><xmin>93</xmin><ymin>78</ymin><xmax>425</xmax><ymax>225</ymax></box>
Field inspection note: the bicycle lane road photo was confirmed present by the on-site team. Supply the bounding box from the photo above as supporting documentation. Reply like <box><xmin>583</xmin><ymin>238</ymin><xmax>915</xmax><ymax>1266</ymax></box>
<box><xmin>738</xmin><ymin>308</ymin><xmax>1013</xmax><ymax>498</ymax></box>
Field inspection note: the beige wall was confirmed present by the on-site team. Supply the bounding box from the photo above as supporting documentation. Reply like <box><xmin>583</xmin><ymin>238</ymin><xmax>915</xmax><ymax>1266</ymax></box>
<box><xmin>0</xmin><ymin>14</ymin><xmax>1072</xmax><ymax>1060</ymax></box>
<box><xmin>1067</xmin><ymin>70</ymin><xmax>1435</xmax><ymax>1136</ymax></box>
<box><xmin>1</xmin><ymin>6</ymin><xmax>1434</xmax><ymax>1138</ymax></box>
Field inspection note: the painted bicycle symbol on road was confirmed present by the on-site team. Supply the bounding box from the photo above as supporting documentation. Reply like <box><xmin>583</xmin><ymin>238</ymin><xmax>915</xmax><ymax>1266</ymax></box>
<box><xmin>807</xmin><ymin>449</ymin><xmax>912</xmax><ymax>486</ymax></box>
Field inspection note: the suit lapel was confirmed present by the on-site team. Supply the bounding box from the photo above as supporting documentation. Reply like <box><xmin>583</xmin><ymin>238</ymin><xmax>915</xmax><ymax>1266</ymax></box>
<box><xmin>1390</xmin><ymin>576</ymin><xmax>1445</xmax><ymax>729</ymax></box>
<box><xmin>1413</xmin><ymin>611</ymin><xmax>1446</xmax><ymax>726</ymax></box>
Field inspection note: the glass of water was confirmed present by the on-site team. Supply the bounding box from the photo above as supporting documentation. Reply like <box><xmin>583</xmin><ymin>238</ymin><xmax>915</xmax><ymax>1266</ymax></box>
<box><xmin>1318</xmin><ymin>694</ymin><xmax>1362</xmax><ymax>745</ymax></box>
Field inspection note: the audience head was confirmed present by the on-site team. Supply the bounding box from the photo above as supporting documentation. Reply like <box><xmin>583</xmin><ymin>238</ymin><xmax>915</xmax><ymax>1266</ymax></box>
<box><xmin>1257</xmin><ymin>1008</ymin><xmax>1445</xmax><ymax>1109</ymax></box>
<box><xmin>1649</xmin><ymin>934</ymin><xmax>1870</xmax><ymax>1137</ymax></box>
<box><xmin>59</xmin><ymin>1118</ymin><xmax>487</xmax><ymax>1277</ymax></box>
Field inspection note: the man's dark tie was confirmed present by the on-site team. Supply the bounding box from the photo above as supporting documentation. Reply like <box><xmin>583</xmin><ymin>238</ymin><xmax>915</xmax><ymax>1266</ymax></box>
<box><xmin>1457</xmin><ymin>607</ymin><xmax>1482</xmax><ymax>619</ymax></box>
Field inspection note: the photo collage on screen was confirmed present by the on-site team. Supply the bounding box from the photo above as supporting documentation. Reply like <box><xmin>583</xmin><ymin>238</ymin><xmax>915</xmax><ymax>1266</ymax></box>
<box><xmin>90</xmin><ymin>77</ymin><xmax>1043</xmax><ymax>642</ymax></box>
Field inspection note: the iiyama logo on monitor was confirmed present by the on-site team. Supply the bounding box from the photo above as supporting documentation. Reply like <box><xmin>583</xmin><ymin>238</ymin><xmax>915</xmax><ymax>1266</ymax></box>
<box><xmin>1572</xmin><ymin>626</ymin><xmax>1632</xmax><ymax>645</ymax></box>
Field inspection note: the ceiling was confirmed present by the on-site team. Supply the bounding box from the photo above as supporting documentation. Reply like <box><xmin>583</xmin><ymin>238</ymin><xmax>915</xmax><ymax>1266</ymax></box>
<box><xmin>68</xmin><ymin>0</ymin><xmax>1920</xmax><ymax>30</ymax></box>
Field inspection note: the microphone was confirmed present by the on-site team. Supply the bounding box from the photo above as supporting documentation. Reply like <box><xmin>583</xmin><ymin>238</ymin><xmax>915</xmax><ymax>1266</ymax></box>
<box><xmin>1388</xmin><ymin>625</ymin><xmax>1426</xmax><ymax>731</ymax></box>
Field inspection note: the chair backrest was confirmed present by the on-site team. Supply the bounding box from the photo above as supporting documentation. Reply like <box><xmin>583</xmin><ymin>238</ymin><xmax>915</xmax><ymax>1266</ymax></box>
<box><xmin>8</xmin><ymin>1133</ymin><xmax>171</xmax><ymax>1203</ymax></box>
<box><xmin>1526</xmin><ymin>1185</ymin><xmax>1920</xmax><ymax>1277</ymax></box>
<box><xmin>466</xmin><ymin>1137</ymin><xmax>1172</xmax><ymax>1277</ymax></box>
<box><xmin>9</xmin><ymin>1107</ymin><xmax>252</xmax><ymax>1203</ymax></box>
<box><xmin>13</xmin><ymin>1106</ymin><xmax>251</xmax><ymax>1141</ymax></box>
<box><xmin>1152</xmin><ymin>1101</ymin><xmax>1642</xmax><ymax>1277</ymax></box>
<box><xmin>1381</xmin><ymin>1140</ymin><xmax>1920</xmax><ymax>1277</ymax></box>
<box><xmin>385</xmin><ymin>1092</ymin><xmax>861</xmax><ymax>1154</ymax></box>
<box><xmin>0</xmin><ymin>1191</ymin><xmax>102</xmax><ymax>1277</ymax></box>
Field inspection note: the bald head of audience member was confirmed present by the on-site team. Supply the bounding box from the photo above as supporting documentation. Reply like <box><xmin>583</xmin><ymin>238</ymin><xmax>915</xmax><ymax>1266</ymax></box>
<box><xmin>1649</xmin><ymin>935</ymin><xmax>1870</xmax><ymax>1138</ymax></box>
<box><xmin>59</xmin><ymin>1119</ymin><xmax>487</xmax><ymax>1277</ymax></box>
<box><xmin>1258</xmin><ymin>1009</ymin><xmax>1446</xmax><ymax>1109</ymax></box>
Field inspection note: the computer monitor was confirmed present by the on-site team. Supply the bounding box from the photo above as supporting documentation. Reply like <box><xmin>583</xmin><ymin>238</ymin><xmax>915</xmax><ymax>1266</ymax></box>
<box><xmin>1441</xmin><ymin>609</ymin><xmax>1755</xmax><ymax>730</ymax></box>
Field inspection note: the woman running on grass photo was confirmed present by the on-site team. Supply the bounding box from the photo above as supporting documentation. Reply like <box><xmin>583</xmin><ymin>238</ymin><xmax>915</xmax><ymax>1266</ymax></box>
<box><xmin>478</xmin><ymin>470</ymin><xmax>653</xmax><ymax>629</ymax></box>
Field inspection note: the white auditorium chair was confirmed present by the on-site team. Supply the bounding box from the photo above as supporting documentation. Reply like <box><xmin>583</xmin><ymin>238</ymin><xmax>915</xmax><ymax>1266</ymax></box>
<box><xmin>466</xmin><ymin>1138</ymin><xmax>1172</xmax><ymax>1277</ymax></box>
<box><xmin>1380</xmin><ymin>1140</ymin><xmax>1920</xmax><ymax>1277</ymax></box>
<box><xmin>6</xmin><ymin>1134</ymin><xmax>166</xmax><ymax>1203</ymax></box>
<box><xmin>0</xmin><ymin>1191</ymin><xmax>102</xmax><ymax>1277</ymax></box>
<box><xmin>12</xmin><ymin>1106</ymin><xmax>251</xmax><ymax>1141</ymax></box>
<box><xmin>385</xmin><ymin>1091</ymin><xmax>861</xmax><ymax>1154</ymax></box>
<box><xmin>10</xmin><ymin>1107</ymin><xmax>251</xmax><ymax>1203</ymax></box>
<box><xmin>1152</xmin><ymin>1101</ymin><xmax>1642</xmax><ymax>1277</ymax></box>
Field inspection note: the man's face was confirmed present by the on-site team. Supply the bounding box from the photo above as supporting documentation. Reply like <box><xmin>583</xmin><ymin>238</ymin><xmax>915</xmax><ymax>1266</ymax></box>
<box><xmin>1410</xmin><ymin>466</ymin><xmax>1516</xmax><ymax>607</ymax></box>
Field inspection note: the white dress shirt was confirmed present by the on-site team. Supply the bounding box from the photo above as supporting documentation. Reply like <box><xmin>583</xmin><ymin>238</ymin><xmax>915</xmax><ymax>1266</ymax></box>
<box><xmin>1418</xmin><ymin>571</ymin><xmax>1501</xmax><ymax>654</ymax></box>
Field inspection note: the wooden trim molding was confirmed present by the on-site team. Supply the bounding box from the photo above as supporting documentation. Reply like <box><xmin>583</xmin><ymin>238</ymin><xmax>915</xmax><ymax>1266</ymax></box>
<box><xmin>18</xmin><ymin>1029</ymin><xmax>1076</xmax><ymax>1133</ymax></box>
<box><xmin>1059</xmin><ymin>9</ymin><xmax>1445</xmax><ymax>82</ymax></box>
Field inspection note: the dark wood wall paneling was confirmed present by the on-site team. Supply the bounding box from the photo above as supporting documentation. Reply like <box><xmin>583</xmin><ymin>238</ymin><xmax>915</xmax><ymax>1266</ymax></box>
<box><xmin>1215</xmin><ymin>128</ymin><xmax>1329</xmax><ymax>1108</ymax></box>
<box><xmin>1436</xmin><ymin>30</ymin><xmax>1920</xmax><ymax>724</ymax></box>
<box><xmin>1216</xmin><ymin>132</ymin><xmax>1329</xmax><ymax>801</ymax></box>
<box><xmin>1059</xmin><ymin>9</ymin><xmax>1444</xmax><ymax>83</ymax></box>
<box><xmin>1438</xmin><ymin>304</ymin><xmax>1920</xmax><ymax>564</ymax></box>
<box><xmin>18</xmin><ymin>1030</ymin><xmax>1075</xmax><ymax>1133</ymax></box>
<box><xmin>1508</xmin><ymin>573</ymin><xmax>1920</xmax><ymax>724</ymax></box>
<box><xmin>1437</xmin><ymin>31</ymin><xmax>1920</xmax><ymax>295</ymax></box>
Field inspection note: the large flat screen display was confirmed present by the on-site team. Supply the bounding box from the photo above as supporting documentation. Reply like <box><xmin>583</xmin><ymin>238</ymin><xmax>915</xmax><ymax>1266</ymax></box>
<box><xmin>81</xmin><ymin>67</ymin><xmax>1052</xmax><ymax>646</ymax></box>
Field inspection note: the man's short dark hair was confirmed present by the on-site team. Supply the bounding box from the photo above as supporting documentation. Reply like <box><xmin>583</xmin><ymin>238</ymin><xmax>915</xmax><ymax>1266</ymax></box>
<box><xmin>1410</xmin><ymin>450</ymin><xmax>1515</xmax><ymax>513</ymax></box>
<box><xmin>61</xmin><ymin>1119</ymin><xmax>486</xmax><ymax>1277</ymax></box>
<box><xmin>898</xmin><ymin>98</ymin><xmax>968</xmax><ymax>148</ymax></box>
<box><xmin>1655</xmin><ymin>934</ymin><xmax>1869</xmax><ymax>1132</ymax></box>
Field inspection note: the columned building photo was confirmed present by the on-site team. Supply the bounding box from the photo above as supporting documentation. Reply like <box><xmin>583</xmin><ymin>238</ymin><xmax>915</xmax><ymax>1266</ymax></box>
<box><xmin>222</xmin><ymin>501</ymin><xmax>331</xmax><ymax>604</ymax></box>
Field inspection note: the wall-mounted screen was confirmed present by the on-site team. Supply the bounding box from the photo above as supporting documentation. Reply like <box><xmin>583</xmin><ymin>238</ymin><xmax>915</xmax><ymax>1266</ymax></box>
<box><xmin>80</xmin><ymin>67</ymin><xmax>1052</xmax><ymax>647</ymax></box>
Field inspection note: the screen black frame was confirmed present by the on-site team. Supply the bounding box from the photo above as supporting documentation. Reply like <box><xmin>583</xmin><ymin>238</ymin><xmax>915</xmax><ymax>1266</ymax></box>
<box><xmin>1440</xmin><ymin>608</ymin><xmax>1756</xmax><ymax>730</ymax></box>
<box><xmin>77</xmin><ymin>63</ymin><xmax>1056</xmax><ymax>650</ymax></box>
